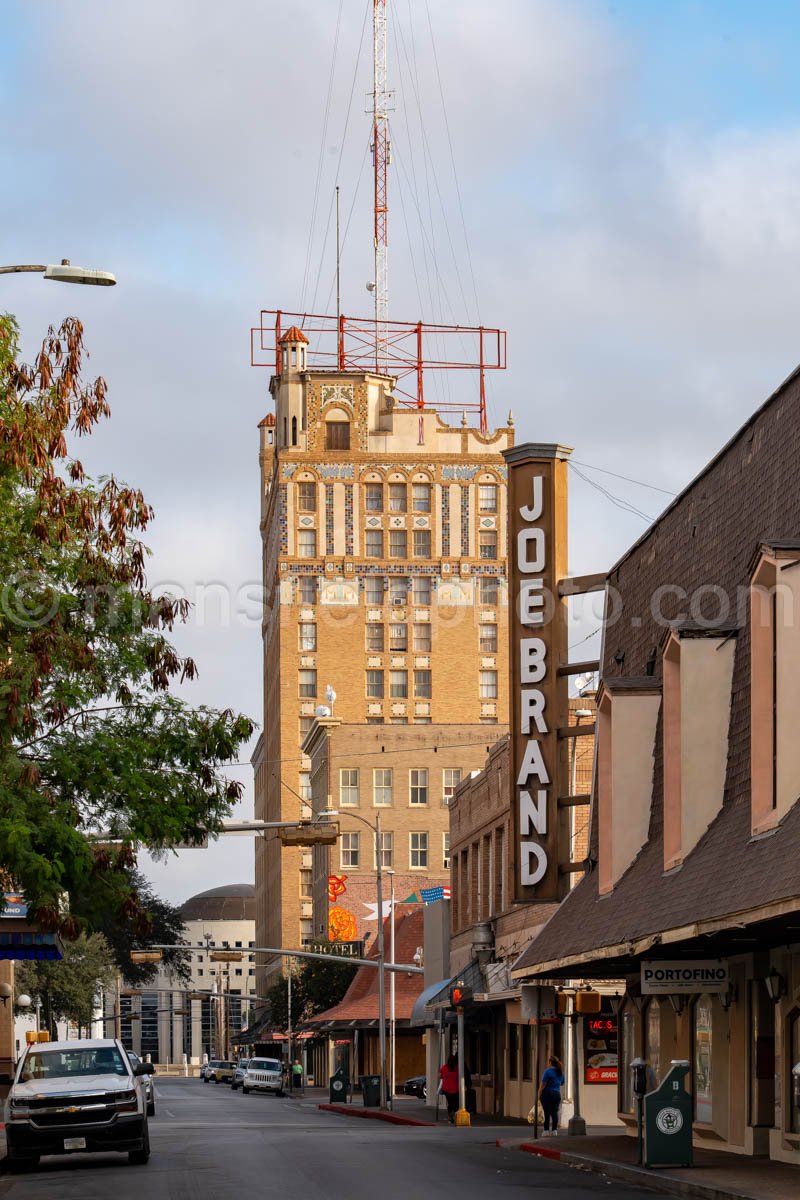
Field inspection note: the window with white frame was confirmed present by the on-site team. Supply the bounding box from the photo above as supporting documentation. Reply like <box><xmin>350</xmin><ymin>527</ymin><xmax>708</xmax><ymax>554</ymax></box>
<box><xmin>340</xmin><ymin>768</ymin><xmax>359</xmax><ymax>807</ymax></box>
<box><xmin>366</xmin><ymin>670</ymin><xmax>384</xmax><ymax>698</ymax></box>
<box><xmin>479</xmin><ymin>575</ymin><xmax>498</xmax><ymax>605</ymax></box>
<box><xmin>299</xmin><ymin>622</ymin><xmax>317</xmax><ymax>651</ymax></box>
<box><xmin>366</xmin><ymin>576</ymin><xmax>385</xmax><ymax>605</ymax></box>
<box><xmin>297</xmin><ymin>482</ymin><xmax>317</xmax><ymax>512</ymax></box>
<box><xmin>414</xmin><ymin>669</ymin><xmax>432</xmax><ymax>698</ymax></box>
<box><xmin>373</xmin><ymin>769</ymin><xmax>393</xmax><ymax>806</ymax></box>
<box><xmin>413</xmin><ymin>623</ymin><xmax>431</xmax><ymax>652</ymax></box>
<box><xmin>299</xmin><ymin>576</ymin><xmax>317</xmax><ymax>605</ymax></box>
<box><xmin>298</xmin><ymin>530</ymin><xmax>317</xmax><ymax>558</ymax></box>
<box><xmin>443</xmin><ymin>832</ymin><xmax>450</xmax><ymax>870</ymax></box>
<box><xmin>366</xmin><ymin>530</ymin><xmax>384</xmax><ymax>558</ymax></box>
<box><xmin>410</xmin><ymin>768</ymin><xmax>429</xmax><ymax>805</ymax></box>
<box><xmin>299</xmin><ymin>772</ymin><xmax>312</xmax><ymax>801</ymax></box>
<box><xmin>389</xmin><ymin>577</ymin><xmax>408</xmax><ymax>603</ymax></box>
<box><xmin>410</xmin><ymin>831</ymin><xmax>428</xmax><ymax>869</ymax></box>
<box><xmin>388</xmin><ymin>483</ymin><xmax>407</xmax><ymax>512</ymax></box>
<box><xmin>479</xmin><ymin>531</ymin><xmax>497</xmax><ymax>560</ymax></box>
<box><xmin>480</xmin><ymin>670</ymin><xmax>498</xmax><ymax>699</ymax></box>
<box><xmin>341</xmin><ymin>832</ymin><xmax>359</xmax><ymax>868</ymax></box>
<box><xmin>389</xmin><ymin>623</ymin><xmax>407</xmax><ymax>651</ymax></box>
<box><xmin>412</xmin><ymin>576</ymin><xmax>432</xmax><ymax>606</ymax></box>
<box><xmin>365</xmin><ymin>483</ymin><xmax>383</xmax><ymax>512</ymax></box>
<box><xmin>299</xmin><ymin>669</ymin><xmax>317</xmax><ymax>698</ymax></box>
<box><xmin>412</xmin><ymin>483</ymin><xmax>431</xmax><ymax>513</ymax></box>
<box><xmin>478</xmin><ymin>484</ymin><xmax>498</xmax><ymax>512</ymax></box>
<box><xmin>299</xmin><ymin>716</ymin><xmax>312</xmax><ymax>742</ymax></box>
<box><xmin>413</xmin><ymin>529</ymin><xmax>431</xmax><ymax>558</ymax></box>
<box><xmin>390</xmin><ymin>670</ymin><xmax>408</xmax><ymax>698</ymax></box>
<box><xmin>377</xmin><ymin>831</ymin><xmax>393</xmax><ymax>869</ymax></box>
<box><xmin>479</xmin><ymin>623</ymin><xmax>497</xmax><ymax>652</ymax></box>
<box><xmin>365</xmin><ymin>624</ymin><xmax>385</xmax><ymax>652</ymax></box>
<box><xmin>443</xmin><ymin>768</ymin><xmax>462</xmax><ymax>805</ymax></box>
<box><xmin>389</xmin><ymin>530</ymin><xmax>407</xmax><ymax>558</ymax></box>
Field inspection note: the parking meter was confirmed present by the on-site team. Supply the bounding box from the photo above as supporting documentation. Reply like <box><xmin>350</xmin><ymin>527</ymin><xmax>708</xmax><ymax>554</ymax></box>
<box><xmin>631</xmin><ymin>1058</ymin><xmax>647</xmax><ymax>1163</ymax></box>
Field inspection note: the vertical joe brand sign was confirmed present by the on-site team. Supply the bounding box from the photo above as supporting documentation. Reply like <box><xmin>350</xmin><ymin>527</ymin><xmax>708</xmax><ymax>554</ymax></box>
<box><xmin>503</xmin><ymin>444</ymin><xmax>571</xmax><ymax>902</ymax></box>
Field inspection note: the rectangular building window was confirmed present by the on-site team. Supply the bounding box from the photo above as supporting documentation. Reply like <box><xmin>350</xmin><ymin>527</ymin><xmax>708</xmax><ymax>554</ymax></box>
<box><xmin>410</xmin><ymin>769</ymin><xmax>429</xmax><ymax>805</ymax></box>
<box><xmin>341</xmin><ymin>832</ymin><xmax>359</xmax><ymax>868</ymax></box>
<box><xmin>377</xmin><ymin>831</ymin><xmax>393</xmax><ymax>869</ymax></box>
<box><xmin>389</xmin><ymin>623</ymin><xmax>407</xmax><ymax>651</ymax></box>
<box><xmin>366</xmin><ymin>670</ymin><xmax>384</xmax><ymax>699</ymax></box>
<box><xmin>412</xmin><ymin>483</ymin><xmax>431</xmax><ymax>513</ymax></box>
<box><xmin>365</xmin><ymin>530</ymin><xmax>384</xmax><ymax>558</ymax></box>
<box><xmin>299</xmin><ymin>576</ymin><xmax>317</xmax><ymax>605</ymax></box>
<box><xmin>413</xmin><ymin>623</ymin><xmax>431</xmax><ymax>652</ymax></box>
<box><xmin>388</xmin><ymin>483</ymin><xmax>407</xmax><ymax>512</ymax></box>
<box><xmin>414</xmin><ymin>669</ymin><xmax>432</xmax><ymax>698</ymax></box>
<box><xmin>299</xmin><ymin>622</ymin><xmax>317</xmax><ymax>651</ymax></box>
<box><xmin>340</xmin><ymin>768</ymin><xmax>359</xmax><ymax>807</ymax></box>
<box><xmin>365</xmin><ymin>624</ymin><xmax>385</xmax><ymax>652</ymax></box>
<box><xmin>410</xmin><ymin>831</ymin><xmax>428</xmax><ymax>868</ymax></box>
<box><xmin>412</xmin><ymin>576</ymin><xmax>432</xmax><ymax>606</ymax></box>
<box><xmin>299</xmin><ymin>670</ymin><xmax>317</xmax><ymax>698</ymax></box>
<box><xmin>299</xmin><ymin>772</ymin><xmax>312</xmax><ymax>801</ymax></box>
<box><xmin>478</xmin><ymin>484</ymin><xmax>498</xmax><ymax>512</ymax></box>
<box><xmin>326</xmin><ymin>421</ymin><xmax>350</xmax><ymax>451</ymax></box>
<box><xmin>299</xmin><ymin>716</ymin><xmax>312</xmax><ymax>742</ymax></box>
<box><xmin>300</xmin><ymin>870</ymin><xmax>313</xmax><ymax>896</ymax></box>
<box><xmin>374</xmin><ymin>768</ymin><xmax>393</xmax><ymax>806</ymax></box>
<box><xmin>297</xmin><ymin>482</ymin><xmax>317</xmax><ymax>512</ymax></box>
<box><xmin>509</xmin><ymin>1024</ymin><xmax>519</xmax><ymax>1080</ymax></box>
<box><xmin>389</xmin><ymin>530</ymin><xmax>407</xmax><ymax>558</ymax></box>
<box><xmin>443</xmin><ymin>832</ymin><xmax>450</xmax><ymax>870</ymax></box>
<box><xmin>389</xmin><ymin>577</ymin><xmax>408</xmax><ymax>604</ymax></box>
<box><xmin>366</xmin><ymin>576</ymin><xmax>385</xmax><ymax>605</ymax></box>
<box><xmin>365</xmin><ymin>483</ymin><xmax>383</xmax><ymax>512</ymax></box>
<box><xmin>479</xmin><ymin>623</ymin><xmax>498</xmax><ymax>652</ymax></box>
<box><xmin>443</xmin><ymin>768</ymin><xmax>463</xmax><ymax>805</ymax></box>
<box><xmin>479</xmin><ymin>670</ymin><xmax>498</xmax><ymax>699</ymax></box>
<box><xmin>298</xmin><ymin>530</ymin><xmax>317</xmax><ymax>558</ymax></box>
<box><xmin>390</xmin><ymin>670</ymin><xmax>408</xmax><ymax>698</ymax></box>
<box><xmin>413</xmin><ymin>529</ymin><xmax>431</xmax><ymax>558</ymax></box>
<box><xmin>479</xmin><ymin>531</ymin><xmax>497</xmax><ymax>560</ymax></box>
<box><xmin>479</xmin><ymin>575</ymin><xmax>498</xmax><ymax>605</ymax></box>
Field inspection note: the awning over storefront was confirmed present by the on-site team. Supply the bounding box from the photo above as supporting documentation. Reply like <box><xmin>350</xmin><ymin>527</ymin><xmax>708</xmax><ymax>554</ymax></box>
<box><xmin>237</xmin><ymin>1009</ymin><xmax>275</xmax><ymax>1045</ymax></box>
<box><xmin>409</xmin><ymin>979</ymin><xmax>451</xmax><ymax>1027</ymax></box>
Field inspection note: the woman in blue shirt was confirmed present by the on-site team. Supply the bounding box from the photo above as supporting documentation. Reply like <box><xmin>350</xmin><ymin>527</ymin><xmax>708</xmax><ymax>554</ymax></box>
<box><xmin>538</xmin><ymin>1054</ymin><xmax>564</xmax><ymax>1135</ymax></box>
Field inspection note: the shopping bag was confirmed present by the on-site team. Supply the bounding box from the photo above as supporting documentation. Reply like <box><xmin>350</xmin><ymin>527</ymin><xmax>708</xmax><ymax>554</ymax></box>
<box><xmin>527</xmin><ymin>1100</ymin><xmax>545</xmax><ymax>1125</ymax></box>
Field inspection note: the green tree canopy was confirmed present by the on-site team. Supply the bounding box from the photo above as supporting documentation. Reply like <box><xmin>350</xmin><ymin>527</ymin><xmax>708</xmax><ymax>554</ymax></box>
<box><xmin>15</xmin><ymin>931</ymin><xmax>117</xmax><ymax>1033</ymax></box>
<box><xmin>265</xmin><ymin>952</ymin><xmax>357</xmax><ymax>1031</ymax></box>
<box><xmin>0</xmin><ymin>314</ymin><xmax>254</xmax><ymax>939</ymax></box>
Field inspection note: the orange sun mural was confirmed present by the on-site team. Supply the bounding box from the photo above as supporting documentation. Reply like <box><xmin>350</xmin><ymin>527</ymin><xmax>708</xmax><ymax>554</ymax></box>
<box><xmin>328</xmin><ymin>906</ymin><xmax>358</xmax><ymax>942</ymax></box>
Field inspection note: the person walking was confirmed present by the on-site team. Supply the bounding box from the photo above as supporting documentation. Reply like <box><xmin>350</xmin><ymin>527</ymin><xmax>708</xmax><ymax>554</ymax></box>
<box><xmin>438</xmin><ymin>1053</ymin><xmax>461</xmax><ymax>1123</ymax></box>
<box><xmin>538</xmin><ymin>1054</ymin><xmax>564</xmax><ymax>1135</ymax></box>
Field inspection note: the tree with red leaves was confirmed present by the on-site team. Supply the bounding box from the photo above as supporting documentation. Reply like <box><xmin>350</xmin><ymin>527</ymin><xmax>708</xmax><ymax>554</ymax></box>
<box><xmin>0</xmin><ymin>314</ymin><xmax>254</xmax><ymax>940</ymax></box>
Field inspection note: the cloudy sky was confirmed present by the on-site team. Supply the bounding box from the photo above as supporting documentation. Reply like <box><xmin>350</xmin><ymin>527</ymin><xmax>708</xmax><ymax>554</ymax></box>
<box><xmin>3</xmin><ymin>0</ymin><xmax>800</xmax><ymax>903</ymax></box>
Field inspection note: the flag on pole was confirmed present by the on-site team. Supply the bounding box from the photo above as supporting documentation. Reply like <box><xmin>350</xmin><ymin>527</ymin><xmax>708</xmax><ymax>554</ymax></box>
<box><xmin>421</xmin><ymin>886</ymin><xmax>451</xmax><ymax>904</ymax></box>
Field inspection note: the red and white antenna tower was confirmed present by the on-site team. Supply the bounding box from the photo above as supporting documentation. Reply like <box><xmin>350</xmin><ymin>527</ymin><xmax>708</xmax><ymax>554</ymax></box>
<box><xmin>372</xmin><ymin>0</ymin><xmax>390</xmax><ymax>374</ymax></box>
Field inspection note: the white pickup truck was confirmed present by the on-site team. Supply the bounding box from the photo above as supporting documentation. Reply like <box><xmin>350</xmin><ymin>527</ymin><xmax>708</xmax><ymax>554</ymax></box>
<box><xmin>241</xmin><ymin>1057</ymin><xmax>284</xmax><ymax>1096</ymax></box>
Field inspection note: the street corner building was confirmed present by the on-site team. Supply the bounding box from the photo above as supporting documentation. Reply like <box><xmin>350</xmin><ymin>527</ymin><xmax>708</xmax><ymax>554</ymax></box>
<box><xmin>512</xmin><ymin>363</ymin><xmax>800</xmax><ymax>1163</ymax></box>
<box><xmin>251</xmin><ymin>322</ymin><xmax>515</xmax><ymax>998</ymax></box>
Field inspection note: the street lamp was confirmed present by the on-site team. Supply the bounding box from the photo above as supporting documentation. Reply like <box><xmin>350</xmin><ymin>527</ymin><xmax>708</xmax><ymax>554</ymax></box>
<box><xmin>0</xmin><ymin>259</ymin><xmax>116</xmax><ymax>286</ymax></box>
<box><xmin>324</xmin><ymin>807</ymin><xmax>388</xmax><ymax>1109</ymax></box>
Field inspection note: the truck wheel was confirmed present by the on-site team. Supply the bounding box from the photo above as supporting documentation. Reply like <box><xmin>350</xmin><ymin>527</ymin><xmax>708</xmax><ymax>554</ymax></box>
<box><xmin>128</xmin><ymin>1123</ymin><xmax>150</xmax><ymax>1165</ymax></box>
<box><xmin>147</xmin><ymin>1098</ymin><xmax>156</xmax><ymax>1117</ymax></box>
<box><xmin>242</xmin><ymin>1086</ymin><xmax>250</xmax><ymax>1095</ymax></box>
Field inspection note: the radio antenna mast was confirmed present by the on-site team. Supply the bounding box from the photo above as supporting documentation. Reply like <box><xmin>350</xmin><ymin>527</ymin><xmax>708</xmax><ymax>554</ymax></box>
<box><xmin>372</xmin><ymin>0</ymin><xmax>390</xmax><ymax>374</ymax></box>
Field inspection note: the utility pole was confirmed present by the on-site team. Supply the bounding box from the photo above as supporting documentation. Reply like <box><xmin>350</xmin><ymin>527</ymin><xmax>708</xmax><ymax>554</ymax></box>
<box><xmin>372</xmin><ymin>0</ymin><xmax>390</xmax><ymax>373</ymax></box>
<box><xmin>287</xmin><ymin>959</ymin><xmax>293</xmax><ymax>1084</ymax></box>
<box><xmin>375</xmin><ymin>809</ymin><xmax>387</xmax><ymax>1109</ymax></box>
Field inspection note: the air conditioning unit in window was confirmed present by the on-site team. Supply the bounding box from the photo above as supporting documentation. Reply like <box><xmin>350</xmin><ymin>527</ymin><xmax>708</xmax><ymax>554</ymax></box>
<box><xmin>392</xmin><ymin>597</ymin><xmax>405</xmax><ymax>606</ymax></box>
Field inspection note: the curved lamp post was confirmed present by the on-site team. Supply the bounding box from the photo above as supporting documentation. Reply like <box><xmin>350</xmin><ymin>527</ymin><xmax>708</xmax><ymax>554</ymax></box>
<box><xmin>0</xmin><ymin>259</ymin><xmax>116</xmax><ymax>286</ymax></box>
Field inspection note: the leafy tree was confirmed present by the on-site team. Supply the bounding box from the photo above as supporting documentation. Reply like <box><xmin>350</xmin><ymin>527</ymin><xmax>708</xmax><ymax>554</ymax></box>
<box><xmin>16</xmin><ymin>931</ymin><xmax>116</xmax><ymax>1035</ymax></box>
<box><xmin>0</xmin><ymin>314</ymin><xmax>254</xmax><ymax>939</ymax></box>
<box><xmin>265</xmin><ymin>952</ymin><xmax>357</xmax><ymax>1030</ymax></box>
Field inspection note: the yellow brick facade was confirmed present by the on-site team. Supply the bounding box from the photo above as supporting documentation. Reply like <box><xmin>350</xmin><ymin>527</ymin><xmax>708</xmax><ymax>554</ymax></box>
<box><xmin>253</xmin><ymin>333</ymin><xmax>513</xmax><ymax>999</ymax></box>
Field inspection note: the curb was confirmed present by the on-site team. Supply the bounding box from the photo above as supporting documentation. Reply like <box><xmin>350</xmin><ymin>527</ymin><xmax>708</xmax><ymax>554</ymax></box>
<box><xmin>495</xmin><ymin>1140</ymin><xmax>761</xmax><ymax>1200</ymax></box>
<box><xmin>319</xmin><ymin>1103</ymin><xmax>435</xmax><ymax>1127</ymax></box>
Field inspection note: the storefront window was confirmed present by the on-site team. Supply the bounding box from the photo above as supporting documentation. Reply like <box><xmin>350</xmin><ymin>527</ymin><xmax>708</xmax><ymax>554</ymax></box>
<box><xmin>646</xmin><ymin>1000</ymin><xmax>661</xmax><ymax>1091</ymax></box>
<box><xmin>694</xmin><ymin>994</ymin><xmax>714</xmax><ymax>1124</ymax></box>
<box><xmin>620</xmin><ymin>1004</ymin><xmax>637</xmax><ymax>1113</ymax></box>
<box><xmin>790</xmin><ymin>1011</ymin><xmax>800</xmax><ymax>1135</ymax></box>
<box><xmin>522</xmin><ymin>1024</ymin><xmax>533</xmax><ymax>1081</ymax></box>
<box><xmin>508</xmin><ymin>1024</ymin><xmax>519</xmax><ymax>1080</ymax></box>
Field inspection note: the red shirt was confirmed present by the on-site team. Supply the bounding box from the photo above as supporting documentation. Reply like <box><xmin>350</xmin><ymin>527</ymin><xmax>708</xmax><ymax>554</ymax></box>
<box><xmin>439</xmin><ymin>1063</ymin><xmax>459</xmax><ymax>1094</ymax></box>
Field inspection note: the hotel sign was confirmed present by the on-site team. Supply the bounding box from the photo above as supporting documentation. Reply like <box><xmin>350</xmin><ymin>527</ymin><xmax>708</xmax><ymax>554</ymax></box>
<box><xmin>641</xmin><ymin>960</ymin><xmax>729</xmax><ymax>995</ymax></box>
<box><xmin>503</xmin><ymin>444</ymin><xmax>572</xmax><ymax>903</ymax></box>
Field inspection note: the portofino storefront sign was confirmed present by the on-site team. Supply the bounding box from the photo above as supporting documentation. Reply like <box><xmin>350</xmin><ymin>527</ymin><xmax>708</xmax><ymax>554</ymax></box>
<box><xmin>641</xmin><ymin>960</ymin><xmax>729</xmax><ymax>994</ymax></box>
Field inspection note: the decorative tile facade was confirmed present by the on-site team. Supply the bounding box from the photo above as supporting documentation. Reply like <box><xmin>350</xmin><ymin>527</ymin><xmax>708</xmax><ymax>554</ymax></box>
<box><xmin>344</xmin><ymin>484</ymin><xmax>353</xmax><ymax>556</ymax></box>
<box><xmin>441</xmin><ymin>487</ymin><xmax>450</xmax><ymax>556</ymax></box>
<box><xmin>461</xmin><ymin>487</ymin><xmax>470</xmax><ymax>556</ymax></box>
<box><xmin>325</xmin><ymin>484</ymin><xmax>335</xmax><ymax>555</ymax></box>
<box><xmin>278</xmin><ymin>484</ymin><xmax>288</xmax><ymax>554</ymax></box>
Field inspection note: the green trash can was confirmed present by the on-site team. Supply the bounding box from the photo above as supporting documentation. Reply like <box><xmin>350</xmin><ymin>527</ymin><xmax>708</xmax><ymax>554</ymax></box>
<box><xmin>360</xmin><ymin>1074</ymin><xmax>381</xmax><ymax>1107</ymax></box>
<box><xmin>329</xmin><ymin>1067</ymin><xmax>348</xmax><ymax>1104</ymax></box>
<box><xmin>644</xmin><ymin>1060</ymin><xmax>693</xmax><ymax>1167</ymax></box>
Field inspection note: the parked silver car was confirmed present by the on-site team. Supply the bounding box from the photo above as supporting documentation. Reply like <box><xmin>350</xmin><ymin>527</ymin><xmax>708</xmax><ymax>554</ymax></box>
<box><xmin>231</xmin><ymin>1059</ymin><xmax>250</xmax><ymax>1091</ymax></box>
<box><xmin>200</xmin><ymin>1059</ymin><xmax>222</xmax><ymax>1082</ymax></box>
<box><xmin>241</xmin><ymin>1057</ymin><xmax>284</xmax><ymax>1096</ymax></box>
<box><xmin>127</xmin><ymin>1052</ymin><xmax>156</xmax><ymax>1116</ymax></box>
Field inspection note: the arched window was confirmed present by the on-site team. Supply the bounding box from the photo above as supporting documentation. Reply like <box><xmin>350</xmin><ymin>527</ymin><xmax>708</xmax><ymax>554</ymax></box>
<box><xmin>694</xmin><ymin>994</ymin><xmax>714</xmax><ymax>1123</ymax></box>
<box><xmin>291</xmin><ymin>416</ymin><xmax>298</xmax><ymax>446</ymax></box>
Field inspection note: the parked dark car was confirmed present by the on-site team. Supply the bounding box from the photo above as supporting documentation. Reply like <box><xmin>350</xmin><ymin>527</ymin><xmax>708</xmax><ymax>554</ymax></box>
<box><xmin>402</xmin><ymin>1075</ymin><xmax>427</xmax><ymax>1100</ymax></box>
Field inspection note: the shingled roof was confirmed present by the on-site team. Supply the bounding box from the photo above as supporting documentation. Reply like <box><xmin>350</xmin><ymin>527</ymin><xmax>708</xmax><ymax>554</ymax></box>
<box><xmin>513</xmin><ymin>357</ymin><xmax>800</xmax><ymax>979</ymax></box>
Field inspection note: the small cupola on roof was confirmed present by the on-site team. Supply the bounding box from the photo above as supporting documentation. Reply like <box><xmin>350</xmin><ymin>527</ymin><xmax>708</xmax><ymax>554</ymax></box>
<box><xmin>280</xmin><ymin>326</ymin><xmax>308</xmax><ymax>374</ymax></box>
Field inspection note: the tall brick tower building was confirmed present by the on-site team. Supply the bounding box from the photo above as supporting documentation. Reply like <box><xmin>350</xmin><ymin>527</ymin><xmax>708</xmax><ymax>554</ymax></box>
<box><xmin>253</xmin><ymin>323</ymin><xmax>513</xmax><ymax>993</ymax></box>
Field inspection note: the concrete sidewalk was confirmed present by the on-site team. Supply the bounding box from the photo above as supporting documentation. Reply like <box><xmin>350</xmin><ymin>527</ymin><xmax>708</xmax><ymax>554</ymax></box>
<box><xmin>497</xmin><ymin>1131</ymin><xmax>800</xmax><ymax>1200</ymax></box>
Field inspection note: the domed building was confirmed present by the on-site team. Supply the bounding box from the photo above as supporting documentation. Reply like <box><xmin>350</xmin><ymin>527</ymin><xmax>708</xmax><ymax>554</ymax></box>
<box><xmin>109</xmin><ymin>883</ymin><xmax>257</xmax><ymax>1068</ymax></box>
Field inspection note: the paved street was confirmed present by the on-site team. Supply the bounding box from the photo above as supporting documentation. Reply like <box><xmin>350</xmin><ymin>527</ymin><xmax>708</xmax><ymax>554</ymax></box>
<box><xmin>0</xmin><ymin>1078</ymin><xmax>657</xmax><ymax>1199</ymax></box>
